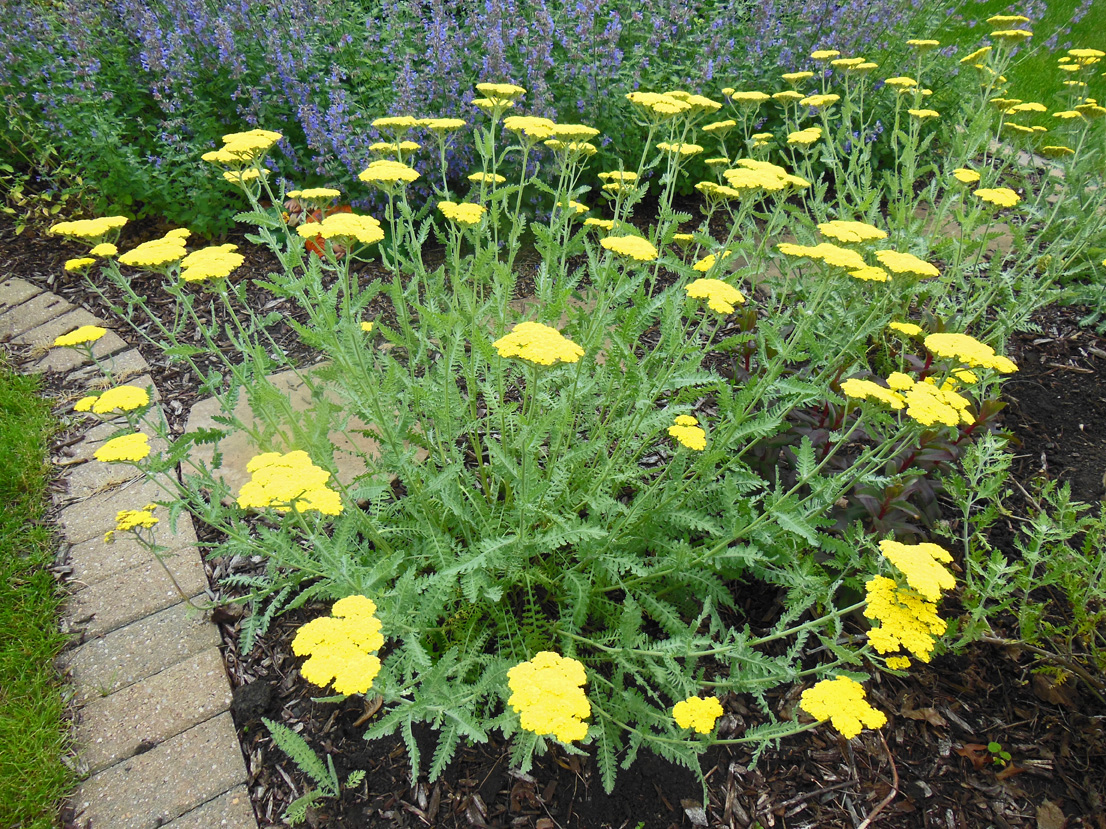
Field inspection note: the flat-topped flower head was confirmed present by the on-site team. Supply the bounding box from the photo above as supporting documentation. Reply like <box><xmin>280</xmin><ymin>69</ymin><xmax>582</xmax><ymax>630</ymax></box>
<box><xmin>597</xmin><ymin>170</ymin><xmax>638</xmax><ymax>183</ymax></box>
<box><xmin>848</xmin><ymin>266</ymin><xmax>890</xmax><ymax>282</ymax></box>
<box><xmin>550</xmin><ymin>123</ymin><xmax>600</xmax><ymax>141</ymax></box>
<box><xmin>702</xmin><ymin>119</ymin><xmax>736</xmax><ymax>135</ymax></box>
<box><xmin>810</xmin><ymin>49</ymin><xmax>840</xmax><ymax>60</ymax></box>
<box><xmin>503</xmin><ymin>115</ymin><xmax>556</xmax><ymax>141</ymax></box>
<box><xmin>987</xmin><ymin>14</ymin><xmax>1030</xmax><ymax>24</ymax></box>
<box><xmin>902</xmin><ymin>380</ymin><xmax>973</xmax><ymax>427</ymax></box>
<box><xmin>94</xmin><ymin>432</ymin><xmax>150</xmax><ymax>463</ymax></box>
<box><xmin>883</xmin><ymin>76</ymin><xmax>918</xmax><ymax>89</ymax></box>
<box><xmin>672</xmin><ymin>696</ymin><xmax>723</xmax><ymax>733</ymax></box>
<box><xmin>874</xmin><ymin>249</ymin><xmax>939</xmax><ymax>278</ymax></box>
<box><xmin>358</xmin><ymin>160</ymin><xmax>420</xmax><ymax>186</ymax></box>
<box><xmin>668</xmin><ymin>414</ymin><xmax>706</xmax><ymax>450</ymax></box>
<box><xmin>292</xmin><ymin>596</ymin><xmax>384</xmax><ymax>695</ymax></box>
<box><xmin>204</xmin><ymin>129</ymin><xmax>282</xmax><ymax>166</ymax></box>
<box><xmin>493</xmin><ymin>322</ymin><xmax>584</xmax><ymax>366</ymax></box>
<box><xmin>657</xmin><ymin>141</ymin><xmax>704</xmax><ymax>156</ymax></box>
<box><xmin>906</xmin><ymin>39</ymin><xmax>940</xmax><ymax>50</ymax></box>
<box><xmin>1040</xmin><ymin>145</ymin><xmax>1075</xmax><ymax>158</ymax></box>
<box><xmin>89</xmin><ymin>243</ymin><xmax>118</xmax><ymax>257</ymax></box>
<box><xmin>626</xmin><ymin>91</ymin><xmax>691</xmax><ymax>118</ymax></box>
<box><xmin>800</xmin><ymin>93</ymin><xmax>840</xmax><ymax>109</ymax></box>
<box><xmin>475</xmin><ymin>82</ymin><xmax>526</xmax><ymax>103</ymax></box>
<box><xmin>799</xmin><ymin>677</ymin><xmax>886</xmax><ymax>739</ymax></box>
<box><xmin>54</xmin><ymin>325</ymin><xmax>107</xmax><ymax>347</ymax></box>
<box><xmin>468</xmin><ymin>172</ymin><xmax>506</xmax><ymax>185</ymax></box>
<box><xmin>831</xmin><ymin>57</ymin><xmax>867</xmax><ymax>68</ymax></box>
<box><xmin>507</xmin><ymin>652</ymin><xmax>590</xmax><ymax>743</ymax></box>
<box><xmin>865</xmin><ymin>576</ymin><xmax>947</xmax><ymax>663</ymax></box>
<box><xmin>368</xmin><ymin>141</ymin><xmax>422</xmax><ymax>155</ymax></box>
<box><xmin>817</xmin><ymin>220</ymin><xmax>887</xmax><ymax>244</ymax></box>
<box><xmin>297</xmin><ymin>213</ymin><xmax>384</xmax><ymax>245</ymax></box>
<box><xmin>773</xmin><ymin>90</ymin><xmax>804</xmax><ymax>103</ymax></box>
<box><xmin>888</xmin><ymin>321</ymin><xmax>923</xmax><ymax>337</ymax></box>
<box><xmin>923</xmin><ymin>332</ymin><xmax>1017</xmax><ymax>372</ymax></box>
<box><xmin>112</xmin><ymin>504</ymin><xmax>159</xmax><ymax>533</ymax></box>
<box><xmin>88</xmin><ymin>385</ymin><xmax>150</xmax><ymax>414</ymax></box>
<box><xmin>787</xmin><ymin>127</ymin><xmax>822</xmax><ymax>146</ymax></box>
<box><xmin>908</xmin><ymin>108</ymin><xmax>940</xmax><ymax>119</ymax></box>
<box><xmin>49</xmin><ymin>216</ymin><xmax>128</xmax><ymax>241</ymax></box>
<box><xmin>780</xmin><ymin>72</ymin><xmax>815</xmax><ymax>84</ymax></box>
<box><xmin>437</xmin><ymin>201</ymin><xmax>486</xmax><ymax>226</ymax></box>
<box><xmin>64</xmin><ymin>258</ymin><xmax>96</xmax><ymax>272</ymax></box>
<box><xmin>237</xmin><ymin>450</ymin><xmax>343</xmax><ymax>515</ymax></box>
<box><xmin>180</xmin><ymin>244</ymin><xmax>245</xmax><ymax>282</ymax></box>
<box><xmin>878</xmin><ymin>539</ymin><xmax>954</xmax><ymax>602</ymax></box>
<box><xmin>960</xmin><ymin>46</ymin><xmax>993</xmax><ymax>64</ymax></box>
<box><xmin>685</xmin><ymin>277</ymin><xmax>744</xmax><ymax>314</ymax></box>
<box><xmin>953</xmin><ymin>168</ymin><xmax>981</xmax><ymax>184</ymax></box>
<box><xmin>371</xmin><ymin>115</ymin><xmax>420</xmax><ymax>133</ymax></box>
<box><xmin>691</xmin><ymin>250</ymin><xmax>733</xmax><ymax>272</ymax></box>
<box><xmin>583</xmin><ymin>218</ymin><xmax>615</xmax><ymax>231</ymax></box>
<box><xmin>991</xmin><ymin>29</ymin><xmax>1032</xmax><ymax>40</ymax></box>
<box><xmin>118</xmin><ymin>236</ymin><xmax>188</xmax><ymax>269</ymax></box>
<box><xmin>974</xmin><ymin>187</ymin><xmax>1021</xmax><ymax>208</ymax></box>
<box><xmin>600</xmin><ymin>235</ymin><xmax>659</xmax><ymax>262</ymax></box>
<box><xmin>288</xmin><ymin>187</ymin><xmax>342</xmax><ymax>201</ymax></box>
<box><xmin>725</xmin><ymin>90</ymin><xmax>771</xmax><ymax>105</ymax></box>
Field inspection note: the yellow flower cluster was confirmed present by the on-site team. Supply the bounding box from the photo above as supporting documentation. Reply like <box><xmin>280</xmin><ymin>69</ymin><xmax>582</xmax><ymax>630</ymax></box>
<box><xmin>583</xmin><ymin>218</ymin><xmax>615</xmax><ymax>231</ymax></box>
<box><xmin>468</xmin><ymin>172</ymin><xmax>506</xmax><ymax>185</ymax></box>
<box><xmin>777</xmin><ymin>242</ymin><xmax>867</xmax><ymax>271</ymax></box>
<box><xmin>685</xmin><ymin>278</ymin><xmax>744</xmax><ymax>314</ymax></box>
<box><xmin>657</xmin><ymin>141</ymin><xmax>704</xmax><ymax>156</ymax></box>
<box><xmin>924</xmin><ymin>333</ymin><xmax>1018</xmax><ymax>372</ymax></box>
<box><xmin>104</xmin><ymin>502</ymin><xmax>159</xmax><ymax>543</ymax></box>
<box><xmin>953</xmin><ymin>168</ymin><xmax>981</xmax><ymax>184</ymax></box>
<box><xmin>119</xmin><ymin>229</ymin><xmax>191</xmax><ymax>269</ymax></box>
<box><xmin>372</xmin><ymin>115</ymin><xmax>420</xmax><ymax>131</ymax></box>
<box><xmin>64</xmin><ymin>258</ymin><xmax>96</xmax><ymax>272</ymax></box>
<box><xmin>865</xmin><ymin>575</ymin><xmax>947</xmax><ymax>663</ymax></box>
<box><xmin>358</xmin><ymin>159</ymin><xmax>420</xmax><ymax>185</ymax></box>
<box><xmin>974</xmin><ymin>187</ymin><xmax>1021</xmax><ymax>208</ymax></box>
<box><xmin>49</xmin><ymin>216</ymin><xmax>128</xmax><ymax>240</ymax></box>
<box><xmin>626</xmin><ymin>91</ymin><xmax>691</xmax><ymax>118</ymax></box>
<box><xmin>236</xmin><ymin>450</ymin><xmax>343</xmax><ymax>515</ymax></box>
<box><xmin>873</xmin><ymin>249</ymin><xmax>940</xmax><ymax>278</ymax></box>
<box><xmin>287</xmin><ymin>187</ymin><xmax>342</xmax><ymax>200</ymax></box>
<box><xmin>810</xmin><ymin>49</ymin><xmax>840</xmax><ymax>60</ymax></box>
<box><xmin>94</xmin><ymin>432</ymin><xmax>151</xmax><ymax>463</ymax></box>
<box><xmin>75</xmin><ymin>384</ymin><xmax>149</xmax><ymax>414</ymax></box>
<box><xmin>672</xmin><ymin>696</ymin><xmax>723</xmax><ymax>733</ymax></box>
<box><xmin>878</xmin><ymin>539</ymin><xmax>954</xmax><ymax>602</ymax></box>
<box><xmin>691</xmin><ymin>250</ymin><xmax>732</xmax><ymax>272</ymax></box>
<box><xmin>725</xmin><ymin>90</ymin><xmax>771</xmax><ymax>104</ymax></box>
<box><xmin>437</xmin><ymin>201</ymin><xmax>487</xmax><ymax>226</ymax></box>
<box><xmin>800</xmin><ymin>93</ymin><xmax>840</xmax><ymax>109</ymax></box>
<box><xmin>368</xmin><ymin>140</ymin><xmax>421</xmax><ymax>154</ymax></box>
<box><xmin>600</xmin><ymin>235</ymin><xmax>659</xmax><ymax>262</ymax></box>
<box><xmin>53</xmin><ymin>325</ymin><xmax>107</xmax><ymax>347</ymax></box>
<box><xmin>724</xmin><ymin>159</ymin><xmax>809</xmax><ymax>191</ymax></box>
<box><xmin>503</xmin><ymin>116</ymin><xmax>557</xmax><ymax>141</ymax></box>
<box><xmin>787</xmin><ymin>127</ymin><xmax>822</xmax><ymax>146</ymax></box>
<box><xmin>419</xmin><ymin>117</ymin><xmax>467</xmax><ymax>132</ymax></box>
<box><xmin>475</xmin><ymin>82</ymin><xmax>526</xmax><ymax>104</ymax></box>
<box><xmin>799</xmin><ymin>676</ymin><xmax>886</xmax><ymax>740</ymax></box>
<box><xmin>296</xmin><ymin>214</ymin><xmax>384</xmax><ymax>245</ymax></box>
<box><xmin>817</xmin><ymin>220</ymin><xmax>887</xmax><ymax>244</ymax></box>
<box><xmin>292</xmin><ymin>596</ymin><xmax>385</xmax><ymax>696</ymax></box>
<box><xmin>908</xmin><ymin>108</ymin><xmax>940</xmax><ymax>120</ymax></box>
<box><xmin>550</xmin><ymin>123</ymin><xmax>600</xmax><ymax>140</ymax></box>
<box><xmin>888</xmin><ymin>321</ymin><xmax>923</xmax><ymax>337</ymax></box>
<box><xmin>902</xmin><ymin>378</ymin><xmax>973</xmax><ymax>426</ymax></box>
<box><xmin>667</xmin><ymin>414</ymin><xmax>706</xmax><ymax>450</ymax></box>
<box><xmin>493</xmin><ymin>322</ymin><xmax>584</xmax><ymax>366</ymax></box>
<box><xmin>701</xmin><ymin>119</ymin><xmax>736</xmax><ymax>134</ymax></box>
<box><xmin>180</xmin><ymin>244</ymin><xmax>245</xmax><ymax>282</ymax></box>
<box><xmin>840</xmin><ymin>378</ymin><xmax>906</xmax><ymax>410</ymax></box>
<box><xmin>202</xmin><ymin>129</ymin><xmax>282</xmax><ymax>165</ymax></box>
<box><xmin>90</xmin><ymin>243</ymin><xmax>118</xmax><ymax>257</ymax></box>
<box><xmin>507</xmin><ymin>652</ymin><xmax>590</xmax><ymax>743</ymax></box>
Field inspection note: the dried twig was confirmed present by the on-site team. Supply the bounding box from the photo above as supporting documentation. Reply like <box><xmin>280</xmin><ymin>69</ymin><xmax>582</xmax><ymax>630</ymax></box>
<box><xmin>855</xmin><ymin>733</ymin><xmax>897</xmax><ymax>829</ymax></box>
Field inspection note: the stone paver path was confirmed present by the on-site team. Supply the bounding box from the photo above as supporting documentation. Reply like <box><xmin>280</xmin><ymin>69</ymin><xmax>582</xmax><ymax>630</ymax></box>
<box><xmin>0</xmin><ymin>276</ymin><xmax>258</xmax><ymax>829</ymax></box>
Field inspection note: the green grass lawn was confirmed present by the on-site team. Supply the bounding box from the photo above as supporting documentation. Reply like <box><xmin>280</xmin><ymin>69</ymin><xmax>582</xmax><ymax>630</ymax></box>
<box><xmin>0</xmin><ymin>357</ymin><xmax>73</xmax><ymax>827</ymax></box>
<box><xmin>937</xmin><ymin>0</ymin><xmax>1106</xmax><ymax>110</ymax></box>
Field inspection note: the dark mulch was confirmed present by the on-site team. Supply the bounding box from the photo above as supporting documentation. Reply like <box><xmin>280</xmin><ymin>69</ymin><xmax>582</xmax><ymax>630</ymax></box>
<box><xmin>3</xmin><ymin>213</ymin><xmax>1105</xmax><ymax>828</ymax></box>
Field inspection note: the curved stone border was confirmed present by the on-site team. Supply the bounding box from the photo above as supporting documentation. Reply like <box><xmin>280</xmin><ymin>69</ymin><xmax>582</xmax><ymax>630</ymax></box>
<box><xmin>0</xmin><ymin>276</ymin><xmax>258</xmax><ymax>829</ymax></box>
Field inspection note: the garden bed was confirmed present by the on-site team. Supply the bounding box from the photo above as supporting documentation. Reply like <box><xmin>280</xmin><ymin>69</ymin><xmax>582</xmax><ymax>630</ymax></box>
<box><xmin>4</xmin><ymin>215</ymin><xmax>1105</xmax><ymax>828</ymax></box>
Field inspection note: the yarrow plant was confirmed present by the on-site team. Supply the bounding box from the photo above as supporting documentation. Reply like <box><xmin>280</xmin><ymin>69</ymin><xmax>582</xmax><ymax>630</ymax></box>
<box><xmin>51</xmin><ymin>19</ymin><xmax>1106</xmax><ymax>799</ymax></box>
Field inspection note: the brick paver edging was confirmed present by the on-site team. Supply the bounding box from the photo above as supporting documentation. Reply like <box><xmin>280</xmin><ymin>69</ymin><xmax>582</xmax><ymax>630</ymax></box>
<box><xmin>0</xmin><ymin>276</ymin><xmax>258</xmax><ymax>829</ymax></box>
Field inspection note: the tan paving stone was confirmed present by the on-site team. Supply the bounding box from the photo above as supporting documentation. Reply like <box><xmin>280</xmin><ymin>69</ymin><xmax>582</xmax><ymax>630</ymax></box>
<box><xmin>75</xmin><ymin>647</ymin><xmax>232</xmax><ymax>774</ymax></box>
<box><xmin>65</xmin><ymin>551</ymin><xmax>207</xmax><ymax>637</ymax></box>
<box><xmin>161</xmin><ymin>786</ymin><xmax>257</xmax><ymax>829</ymax></box>
<box><xmin>62</xmin><ymin>419</ymin><xmax>170</xmax><ymax>500</ymax></box>
<box><xmin>64</xmin><ymin>511</ymin><xmax>198</xmax><ymax>588</ymax></box>
<box><xmin>69</xmin><ymin>713</ymin><xmax>246</xmax><ymax>829</ymax></box>
<box><xmin>0</xmin><ymin>291</ymin><xmax>73</xmax><ymax>339</ymax></box>
<box><xmin>26</xmin><ymin>329</ymin><xmax>130</xmax><ymax>375</ymax></box>
<box><xmin>56</xmin><ymin>476</ymin><xmax>169</xmax><ymax>543</ymax></box>
<box><xmin>14</xmin><ymin>307</ymin><xmax>128</xmax><ymax>375</ymax></box>
<box><xmin>63</xmin><ymin>601</ymin><xmax>219</xmax><ymax>704</ymax></box>
<box><xmin>0</xmin><ymin>276</ymin><xmax>43</xmax><ymax>314</ymax></box>
<box><xmin>69</xmin><ymin>347</ymin><xmax>151</xmax><ymax>385</ymax></box>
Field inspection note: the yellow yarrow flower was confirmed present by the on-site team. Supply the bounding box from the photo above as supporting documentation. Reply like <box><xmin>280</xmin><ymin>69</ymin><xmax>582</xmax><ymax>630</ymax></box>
<box><xmin>89</xmin><ymin>243</ymin><xmax>118</xmax><ymax>257</ymax></box>
<box><xmin>849</xmin><ymin>266</ymin><xmax>890</xmax><ymax>282</ymax></box>
<box><xmin>883</xmin><ymin>76</ymin><xmax>918</xmax><ymax>88</ymax></box>
<box><xmin>49</xmin><ymin>216</ymin><xmax>128</xmax><ymax>240</ymax></box>
<box><xmin>358</xmin><ymin>159</ymin><xmax>420</xmax><ymax>185</ymax></box>
<box><xmin>292</xmin><ymin>596</ymin><xmax>385</xmax><ymax>696</ymax></box>
<box><xmin>987</xmin><ymin>14</ymin><xmax>1030</xmax><ymax>24</ymax></box>
<box><xmin>888</xmin><ymin>321</ymin><xmax>923</xmax><ymax>337</ymax></box>
<box><xmin>924</xmin><ymin>333</ymin><xmax>1017</xmax><ymax>372</ymax></box>
<box><xmin>799</xmin><ymin>677</ymin><xmax>886</xmax><ymax>740</ymax></box>
<box><xmin>672</xmin><ymin>696</ymin><xmax>724</xmax><ymax>734</ymax></box>
<box><xmin>817</xmin><ymin>220</ymin><xmax>887</xmax><ymax>244</ymax></box>
<box><xmin>583</xmin><ymin>218</ymin><xmax>615</xmax><ymax>230</ymax></box>
<box><xmin>296</xmin><ymin>214</ymin><xmax>384</xmax><ymax>246</ymax></box>
<box><xmin>726</xmin><ymin>90</ymin><xmax>772</xmax><ymax>104</ymax></box>
<box><xmin>54</xmin><ymin>325</ymin><xmax>107</xmax><ymax>347</ymax></box>
<box><xmin>810</xmin><ymin>49</ymin><xmax>840</xmax><ymax>60</ymax></box>
<box><xmin>691</xmin><ymin>250</ymin><xmax>733</xmax><ymax>272</ymax></box>
<box><xmin>657</xmin><ymin>141</ymin><xmax>704</xmax><ymax>156</ymax></box>
<box><xmin>873</xmin><ymin>249</ymin><xmax>940</xmax><ymax>278</ymax></box>
<box><xmin>840</xmin><ymin>378</ymin><xmax>906</xmax><ymax>410</ymax></box>
<box><xmin>885</xmin><ymin>656</ymin><xmax>912</xmax><ymax>670</ymax></box>
<box><xmin>974</xmin><ymin>187</ymin><xmax>1021</xmax><ymax>208</ymax></box>
<box><xmin>507</xmin><ymin>652</ymin><xmax>590</xmax><ymax>743</ymax></box>
<box><xmin>372</xmin><ymin>115</ymin><xmax>420</xmax><ymax>131</ymax></box>
<box><xmin>906</xmin><ymin>39</ymin><xmax>940</xmax><ymax>49</ymax></box>
<box><xmin>468</xmin><ymin>172</ymin><xmax>506</xmax><ymax>185</ymax></box>
<box><xmin>112</xmin><ymin>503</ymin><xmax>159</xmax><ymax>532</ymax></box>
<box><xmin>800</xmin><ymin>94</ymin><xmax>840</xmax><ymax>108</ymax></box>
<box><xmin>118</xmin><ymin>236</ymin><xmax>188</xmax><ymax>269</ymax></box>
<box><xmin>831</xmin><ymin>57</ymin><xmax>867</xmax><ymax>68</ymax></box>
<box><xmin>89</xmin><ymin>385</ymin><xmax>149</xmax><ymax>414</ymax></box>
<box><xmin>991</xmin><ymin>29</ymin><xmax>1032</xmax><ymax>40</ymax></box>
<box><xmin>180</xmin><ymin>244</ymin><xmax>246</xmax><ymax>282</ymax></box>
<box><xmin>600</xmin><ymin>235</ymin><xmax>659</xmax><ymax>262</ymax></box>
<box><xmin>787</xmin><ymin>127</ymin><xmax>822</xmax><ymax>146</ymax></box>
<box><xmin>361</xmin><ymin>321</ymin><xmax>374</xmax><ymax>333</ymax></box>
<box><xmin>908</xmin><ymin>108</ymin><xmax>940</xmax><ymax>119</ymax></box>
<box><xmin>878</xmin><ymin>539</ymin><xmax>954</xmax><ymax>603</ymax></box>
<box><xmin>667</xmin><ymin>414</ymin><xmax>706</xmax><ymax>450</ymax></box>
<box><xmin>437</xmin><ymin>201</ymin><xmax>487</xmax><ymax>226</ymax></box>
<box><xmin>287</xmin><ymin>187</ymin><xmax>342</xmax><ymax>200</ymax></box>
<box><xmin>503</xmin><ymin>115</ymin><xmax>557</xmax><ymax>140</ymax></box>
<box><xmin>94</xmin><ymin>432</ymin><xmax>151</xmax><ymax>463</ymax></box>
<box><xmin>419</xmin><ymin>117</ymin><xmax>467</xmax><ymax>132</ymax></box>
<box><xmin>475</xmin><ymin>82</ymin><xmax>526</xmax><ymax>102</ymax></box>
<box><xmin>493</xmin><ymin>322</ymin><xmax>584</xmax><ymax>366</ymax></box>
<box><xmin>550</xmin><ymin>123</ymin><xmax>600</xmax><ymax>141</ymax></box>
<box><xmin>953</xmin><ymin>168</ymin><xmax>981</xmax><ymax>184</ymax></box>
<box><xmin>64</xmin><ymin>258</ymin><xmax>97</xmax><ymax>272</ymax></box>
<box><xmin>772</xmin><ymin>90</ymin><xmax>804</xmax><ymax>103</ymax></box>
<box><xmin>236</xmin><ymin>450</ymin><xmax>343</xmax><ymax>515</ymax></box>
<box><xmin>865</xmin><ymin>576</ymin><xmax>947</xmax><ymax>662</ymax></box>
<box><xmin>1040</xmin><ymin>145</ymin><xmax>1075</xmax><ymax>158</ymax></box>
<box><xmin>685</xmin><ymin>277</ymin><xmax>745</xmax><ymax>314</ymax></box>
<box><xmin>902</xmin><ymin>379</ymin><xmax>973</xmax><ymax>427</ymax></box>
<box><xmin>779</xmin><ymin>72</ymin><xmax>814</xmax><ymax>84</ymax></box>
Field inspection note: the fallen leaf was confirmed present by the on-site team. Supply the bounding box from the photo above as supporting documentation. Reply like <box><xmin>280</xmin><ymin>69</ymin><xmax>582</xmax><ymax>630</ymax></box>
<box><xmin>1037</xmin><ymin>799</ymin><xmax>1068</xmax><ymax>829</ymax></box>
<box><xmin>996</xmin><ymin>763</ymin><xmax>1026</xmax><ymax>780</ymax></box>
<box><xmin>902</xmin><ymin>705</ymin><xmax>948</xmax><ymax>728</ymax></box>
<box><xmin>954</xmin><ymin>743</ymin><xmax>990</xmax><ymax>771</ymax></box>
<box><xmin>1032</xmin><ymin>674</ymin><xmax>1080</xmax><ymax>710</ymax></box>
